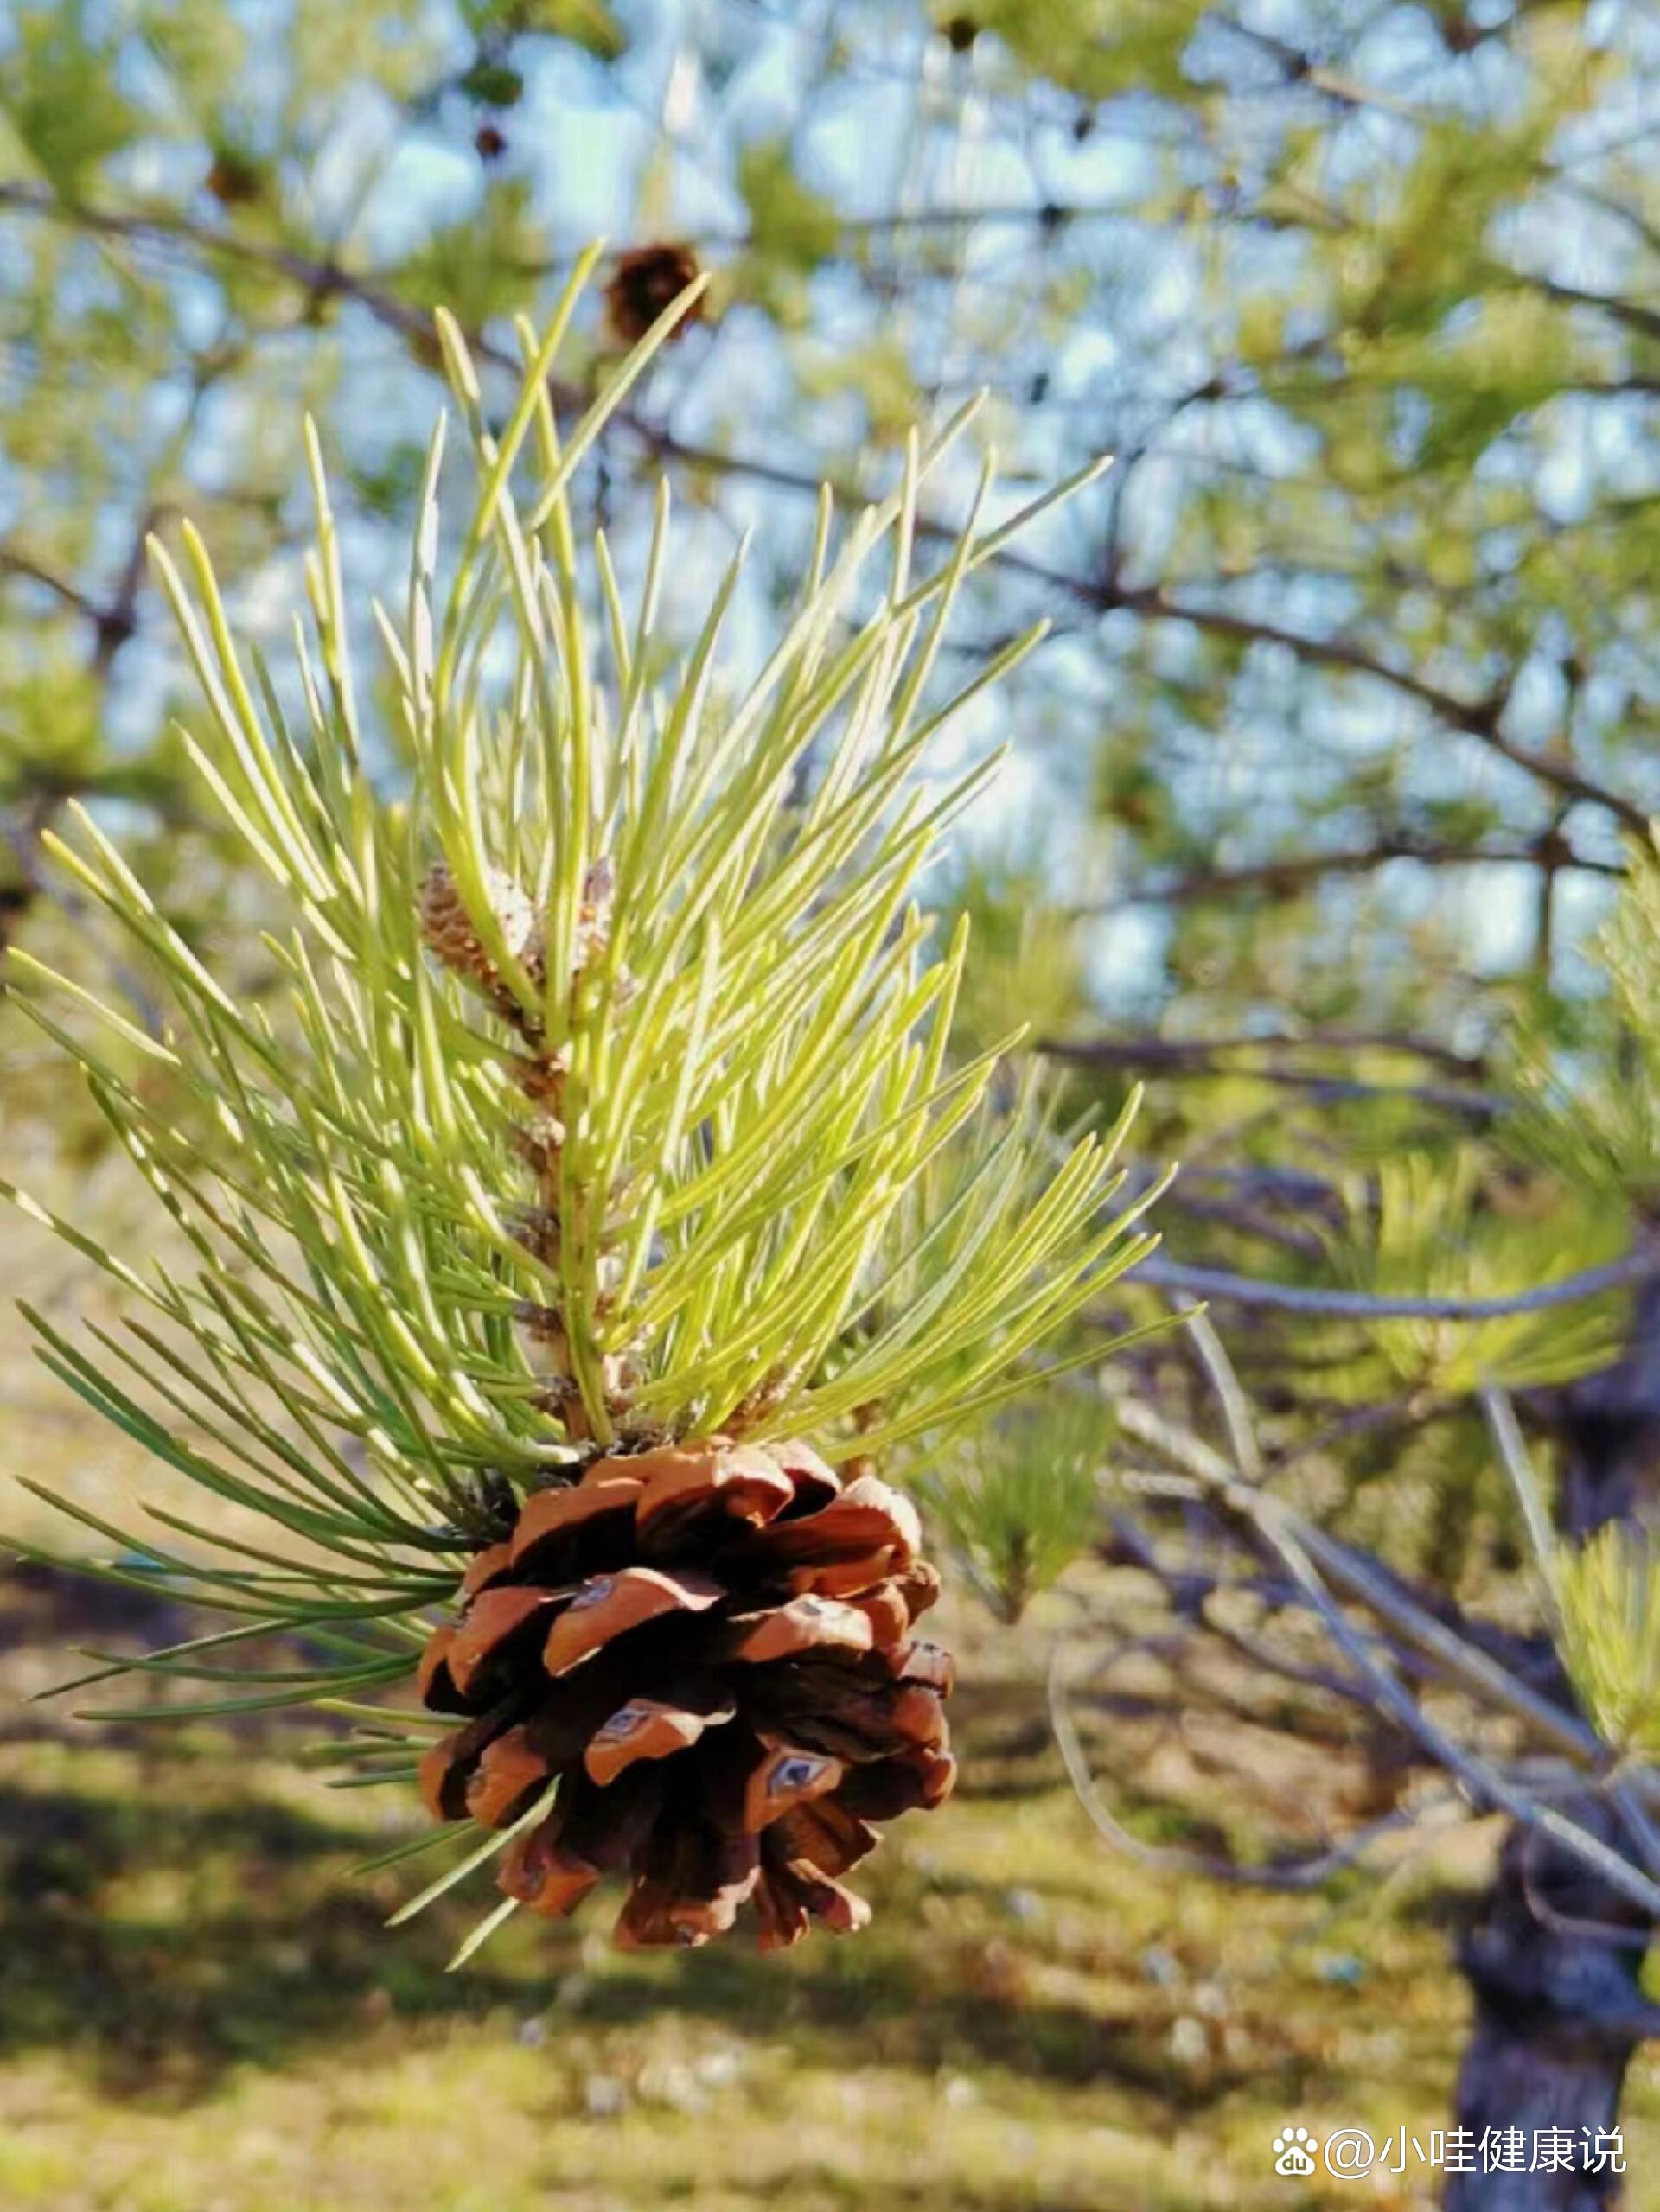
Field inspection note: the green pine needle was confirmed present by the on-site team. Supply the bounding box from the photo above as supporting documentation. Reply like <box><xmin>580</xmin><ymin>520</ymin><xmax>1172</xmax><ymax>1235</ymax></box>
<box><xmin>1558</xmin><ymin>1526</ymin><xmax>1660</xmax><ymax>1760</ymax></box>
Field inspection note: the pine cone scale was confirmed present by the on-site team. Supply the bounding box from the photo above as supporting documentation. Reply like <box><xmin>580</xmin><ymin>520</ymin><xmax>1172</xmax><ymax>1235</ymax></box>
<box><xmin>723</xmin><ymin>1594</ymin><xmax>876</xmax><ymax>1664</ymax></box>
<box><xmin>509</xmin><ymin>1477</ymin><xmax>642</xmax><ymax>1579</ymax></box>
<box><xmin>448</xmin><ymin>1585</ymin><xmax>565</xmax><ymax>1699</ymax></box>
<box><xmin>542</xmin><ymin>1565</ymin><xmax>725</xmax><ymax>1676</ymax></box>
<box><xmin>583</xmin><ymin>1690</ymin><xmax>736</xmax><ymax>1786</ymax></box>
<box><xmin>466</xmin><ymin>1723</ymin><xmax>558</xmax><ymax>1827</ymax></box>
<box><xmin>419</xmin><ymin>1706</ymin><xmax>514</xmax><ymax>1820</ymax></box>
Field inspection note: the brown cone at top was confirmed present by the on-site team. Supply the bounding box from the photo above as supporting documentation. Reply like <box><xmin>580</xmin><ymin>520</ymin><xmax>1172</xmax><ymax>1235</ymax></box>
<box><xmin>416</xmin><ymin>1436</ymin><xmax>955</xmax><ymax>1949</ymax></box>
<box><xmin>603</xmin><ymin>243</ymin><xmax>705</xmax><ymax>345</ymax></box>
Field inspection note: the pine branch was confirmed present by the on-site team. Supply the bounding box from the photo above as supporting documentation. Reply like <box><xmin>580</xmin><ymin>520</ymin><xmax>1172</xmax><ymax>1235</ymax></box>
<box><xmin>5</xmin><ymin>264</ymin><xmax>1160</xmax><ymax>1683</ymax></box>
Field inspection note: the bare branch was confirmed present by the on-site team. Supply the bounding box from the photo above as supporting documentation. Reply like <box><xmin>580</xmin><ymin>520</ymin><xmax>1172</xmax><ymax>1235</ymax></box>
<box><xmin>0</xmin><ymin>544</ymin><xmax>105</xmax><ymax>625</ymax></box>
<box><xmin>1082</xmin><ymin>838</ymin><xmax>1625</xmax><ymax>912</ymax></box>
<box><xmin>1048</xmin><ymin>1635</ymin><xmax>1433</xmax><ymax>1891</ymax></box>
<box><xmin>1044</xmin><ymin>1034</ymin><xmax>1504</xmax><ymax>1116</ymax></box>
<box><xmin>1130</xmin><ymin>1247</ymin><xmax>1657</xmax><ymax>1322</ymax></box>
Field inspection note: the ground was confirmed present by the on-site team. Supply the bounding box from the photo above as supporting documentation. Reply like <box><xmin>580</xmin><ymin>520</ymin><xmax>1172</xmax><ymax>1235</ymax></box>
<box><xmin>6</xmin><ymin>1557</ymin><xmax>1657</xmax><ymax>2212</ymax></box>
<box><xmin>3</xmin><ymin>1209</ymin><xmax>1658</xmax><ymax>2211</ymax></box>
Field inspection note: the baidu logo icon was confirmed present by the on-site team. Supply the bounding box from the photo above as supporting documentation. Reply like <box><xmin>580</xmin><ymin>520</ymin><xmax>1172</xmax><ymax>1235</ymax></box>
<box><xmin>1273</xmin><ymin>2128</ymin><xmax>1319</xmax><ymax>2176</ymax></box>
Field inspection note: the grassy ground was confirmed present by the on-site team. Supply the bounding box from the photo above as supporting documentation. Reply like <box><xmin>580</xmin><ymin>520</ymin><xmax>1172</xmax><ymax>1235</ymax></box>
<box><xmin>8</xmin><ymin>1558</ymin><xmax>1659</xmax><ymax>2212</ymax></box>
<box><xmin>4</xmin><ymin>1204</ymin><xmax>1660</xmax><ymax>2210</ymax></box>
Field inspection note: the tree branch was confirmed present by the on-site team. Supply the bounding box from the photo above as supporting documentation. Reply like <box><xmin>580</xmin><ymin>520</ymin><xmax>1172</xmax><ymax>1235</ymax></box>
<box><xmin>4</xmin><ymin>182</ymin><xmax>1645</xmax><ymax>832</ymax></box>
<box><xmin>1043</xmin><ymin>1033</ymin><xmax>1504</xmax><ymax>1116</ymax></box>
<box><xmin>1008</xmin><ymin>564</ymin><xmax>1649</xmax><ymax>832</ymax></box>
<box><xmin>1130</xmin><ymin>1247</ymin><xmax>1657</xmax><ymax>1322</ymax></box>
<box><xmin>1051</xmin><ymin>1025</ymin><xmax>1490</xmax><ymax>1076</ymax></box>
<box><xmin>1082</xmin><ymin>838</ymin><xmax>1625</xmax><ymax>910</ymax></box>
<box><xmin>0</xmin><ymin>544</ymin><xmax>106</xmax><ymax>625</ymax></box>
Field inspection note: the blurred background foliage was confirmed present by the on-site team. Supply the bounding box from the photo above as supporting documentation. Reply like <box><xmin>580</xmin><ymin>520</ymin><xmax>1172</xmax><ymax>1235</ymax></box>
<box><xmin>9</xmin><ymin>0</ymin><xmax>1660</xmax><ymax>2205</ymax></box>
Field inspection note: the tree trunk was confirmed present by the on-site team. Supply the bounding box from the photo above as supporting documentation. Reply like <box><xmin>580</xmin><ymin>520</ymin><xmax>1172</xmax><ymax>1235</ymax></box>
<box><xmin>1446</xmin><ymin>1281</ymin><xmax>1660</xmax><ymax>2209</ymax></box>
<box><xmin>1446</xmin><ymin>1807</ymin><xmax>1660</xmax><ymax>2211</ymax></box>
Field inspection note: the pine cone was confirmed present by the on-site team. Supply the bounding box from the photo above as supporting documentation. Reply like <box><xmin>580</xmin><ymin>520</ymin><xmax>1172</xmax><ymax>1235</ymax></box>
<box><xmin>416</xmin><ymin>1438</ymin><xmax>955</xmax><ymax>1949</ymax></box>
<box><xmin>418</xmin><ymin>861</ymin><xmax>544</xmax><ymax>1001</ymax></box>
<box><xmin>604</xmin><ymin>244</ymin><xmax>705</xmax><ymax>346</ymax></box>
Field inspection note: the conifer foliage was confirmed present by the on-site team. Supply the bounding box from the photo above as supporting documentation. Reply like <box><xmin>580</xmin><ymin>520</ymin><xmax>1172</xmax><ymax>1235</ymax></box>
<box><xmin>2</xmin><ymin>258</ymin><xmax>1161</xmax><ymax>1955</ymax></box>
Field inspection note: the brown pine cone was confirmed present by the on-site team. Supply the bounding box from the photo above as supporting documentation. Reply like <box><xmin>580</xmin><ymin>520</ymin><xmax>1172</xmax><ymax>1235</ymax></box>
<box><xmin>416</xmin><ymin>1438</ymin><xmax>955</xmax><ymax>1949</ymax></box>
<box><xmin>603</xmin><ymin>244</ymin><xmax>705</xmax><ymax>347</ymax></box>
